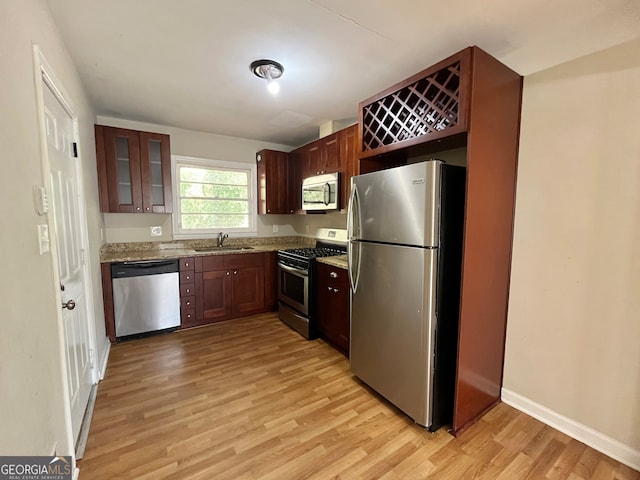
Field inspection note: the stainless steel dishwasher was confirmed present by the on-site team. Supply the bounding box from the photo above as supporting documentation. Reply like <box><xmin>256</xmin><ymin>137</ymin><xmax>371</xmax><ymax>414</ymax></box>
<box><xmin>111</xmin><ymin>259</ymin><xmax>181</xmax><ymax>338</ymax></box>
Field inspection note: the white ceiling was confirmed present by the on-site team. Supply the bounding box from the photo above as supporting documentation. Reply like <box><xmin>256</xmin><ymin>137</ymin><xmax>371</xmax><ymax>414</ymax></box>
<box><xmin>46</xmin><ymin>0</ymin><xmax>639</xmax><ymax>147</ymax></box>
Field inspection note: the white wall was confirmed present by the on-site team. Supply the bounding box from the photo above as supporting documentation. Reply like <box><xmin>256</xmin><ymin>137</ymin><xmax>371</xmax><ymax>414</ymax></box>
<box><xmin>504</xmin><ymin>39</ymin><xmax>640</xmax><ymax>466</ymax></box>
<box><xmin>0</xmin><ymin>0</ymin><xmax>104</xmax><ymax>457</ymax></box>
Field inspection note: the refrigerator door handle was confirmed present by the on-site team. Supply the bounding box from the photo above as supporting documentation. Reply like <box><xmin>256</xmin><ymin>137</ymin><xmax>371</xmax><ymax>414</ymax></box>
<box><xmin>347</xmin><ymin>182</ymin><xmax>355</xmax><ymax>241</ymax></box>
<box><xmin>348</xmin><ymin>240</ymin><xmax>361</xmax><ymax>293</ymax></box>
<box><xmin>347</xmin><ymin>184</ymin><xmax>361</xmax><ymax>292</ymax></box>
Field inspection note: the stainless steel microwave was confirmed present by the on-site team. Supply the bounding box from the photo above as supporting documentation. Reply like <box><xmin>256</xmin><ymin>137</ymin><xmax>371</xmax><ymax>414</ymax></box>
<box><xmin>301</xmin><ymin>172</ymin><xmax>339</xmax><ymax>211</ymax></box>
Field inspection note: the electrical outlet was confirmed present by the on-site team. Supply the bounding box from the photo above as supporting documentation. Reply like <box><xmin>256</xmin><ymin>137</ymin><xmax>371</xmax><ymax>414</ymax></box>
<box><xmin>150</xmin><ymin>226</ymin><xmax>162</xmax><ymax>237</ymax></box>
<box><xmin>305</xmin><ymin>224</ymin><xmax>310</xmax><ymax>233</ymax></box>
<box><xmin>272</xmin><ymin>224</ymin><xmax>279</xmax><ymax>233</ymax></box>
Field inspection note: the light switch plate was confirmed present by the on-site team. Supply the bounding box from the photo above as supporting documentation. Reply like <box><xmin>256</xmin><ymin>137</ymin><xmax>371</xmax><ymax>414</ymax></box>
<box><xmin>33</xmin><ymin>185</ymin><xmax>49</xmax><ymax>215</ymax></box>
<box><xmin>38</xmin><ymin>224</ymin><xmax>50</xmax><ymax>255</ymax></box>
<box><xmin>272</xmin><ymin>224</ymin><xmax>279</xmax><ymax>233</ymax></box>
<box><xmin>150</xmin><ymin>226</ymin><xmax>162</xmax><ymax>236</ymax></box>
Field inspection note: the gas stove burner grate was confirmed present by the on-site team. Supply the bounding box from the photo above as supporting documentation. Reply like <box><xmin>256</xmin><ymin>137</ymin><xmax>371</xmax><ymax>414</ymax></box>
<box><xmin>281</xmin><ymin>247</ymin><xmax>344</xmax><ymax>259</ymax></box>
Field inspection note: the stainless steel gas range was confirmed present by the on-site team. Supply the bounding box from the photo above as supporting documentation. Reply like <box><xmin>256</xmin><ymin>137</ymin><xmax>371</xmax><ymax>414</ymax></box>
<box><xmin>277</xmin><ymin>236</ymin><xmax>347</xmax><ymax>339</ymax></box>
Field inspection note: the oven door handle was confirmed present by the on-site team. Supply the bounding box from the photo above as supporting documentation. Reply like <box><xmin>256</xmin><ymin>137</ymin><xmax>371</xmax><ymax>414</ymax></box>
<box><xmin>278</xmin><ymin>262</ymin><xmax>309</xmax><ymax>277</ymax></box>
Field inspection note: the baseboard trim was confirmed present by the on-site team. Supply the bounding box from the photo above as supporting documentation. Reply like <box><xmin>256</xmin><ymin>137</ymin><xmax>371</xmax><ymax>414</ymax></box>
<box><xmin>501</xmin><ymin>388</ymin><xmax>640</xmax><ymax>472</ymax></box>
<box><xmin>99</xmin><ymin>337</ymin><xmax>111</xmax><ymax>380</ymax></box>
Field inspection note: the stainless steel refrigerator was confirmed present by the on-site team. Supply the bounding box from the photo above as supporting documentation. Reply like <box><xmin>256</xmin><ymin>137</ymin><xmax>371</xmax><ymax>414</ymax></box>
<box><xmin>348</xmin><ymin>160</ymin><xmax>465</xmax><ymax>430</ymax></box>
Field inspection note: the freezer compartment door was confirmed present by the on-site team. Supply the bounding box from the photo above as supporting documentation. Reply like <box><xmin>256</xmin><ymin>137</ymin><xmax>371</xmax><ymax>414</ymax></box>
<box><xmin>352</xmin><ymin>161</ymin><xmax>441</xmax><ymax>247</ymax></box>
<box><xmin>350</xmin><ymin>242</ymin><xmax>438</xmax><ymax>427</ymax></box>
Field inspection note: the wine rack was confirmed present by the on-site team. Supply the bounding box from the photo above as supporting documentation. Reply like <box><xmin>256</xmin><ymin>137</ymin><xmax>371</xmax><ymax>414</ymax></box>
<box><xmin>362</xmin><ymin>61</ymin><xmax>461</xmax><ymax>152</ymax></box>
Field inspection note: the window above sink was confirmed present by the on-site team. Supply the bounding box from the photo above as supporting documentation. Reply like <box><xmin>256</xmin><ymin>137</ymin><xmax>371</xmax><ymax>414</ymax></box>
<box><xmin>172</xmin><ymin>155</ymin><xmax>258</xmax><ymax>239</ymax></box>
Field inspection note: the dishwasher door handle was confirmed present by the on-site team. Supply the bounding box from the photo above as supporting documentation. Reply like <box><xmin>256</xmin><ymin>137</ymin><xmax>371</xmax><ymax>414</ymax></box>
<box><xmin>121</xmin><ymin>260</ymin><xmax>176</xmax><ymax>267</ymax></box>
<box><xmin>112</xmin><ymin>259</ymin><xmax>179</xmax><ymax>278</ymax></box>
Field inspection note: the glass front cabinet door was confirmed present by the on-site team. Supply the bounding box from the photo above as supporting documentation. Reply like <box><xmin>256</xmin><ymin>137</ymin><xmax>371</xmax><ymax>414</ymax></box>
<box><xmin>96</xmin><ymin>125</ymin><xmax>172</xmax><ymax>213</ymax></box>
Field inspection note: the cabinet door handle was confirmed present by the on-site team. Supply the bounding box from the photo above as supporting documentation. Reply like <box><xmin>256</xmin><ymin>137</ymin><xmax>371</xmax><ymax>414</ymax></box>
<box><xmin>136</xmin><ymin>207</ymin><xmax>141</xmax><ymax>211</ymax></box>
<box><xmin>185</xmin><ymin>262</ymin><xmax>190</xmax><ymax>267</ymax></box>
<box><xmin>185</xmin><ymin>275</ymin><xmax>191</xmax><ymax>281</ymax></box>
<box><xmin>333</xmin><ymin>288</ymin><xmax>339</xmax><ymax>293</ymax></box>
<box><xmin>330</xmin><ymin>272</ymin><xmax>338</xmax><ymax>278</ymax></box>
<box><xmin>145</xmin><ymin>207</ymin><xmax>150</xmax><ymax>211</ymax></box>
<box><xmin>328</xmin><ymin>286</ymin><xmax>332</xmax><ymax>291</ymax></box>
<box><xmin>226</xmin><ymin>271</ymin><xmax>230</xmax><ymax>276</ymax></box>
<box><xmin>233</xmin><ymin>270</ymin><xmax>238</xmax><ymax>275</ymax></box>
<box><xmin>185</xmin><ymin>288</ymin><xmax>191</xmax><ymax>294</ymax></box>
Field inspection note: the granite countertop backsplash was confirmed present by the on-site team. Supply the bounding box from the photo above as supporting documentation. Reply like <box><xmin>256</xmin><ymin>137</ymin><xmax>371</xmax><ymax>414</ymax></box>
<box><xmin>100</xmin><ymin>236</ymin><xmax>315</xmax><ymax>263</ymax></box>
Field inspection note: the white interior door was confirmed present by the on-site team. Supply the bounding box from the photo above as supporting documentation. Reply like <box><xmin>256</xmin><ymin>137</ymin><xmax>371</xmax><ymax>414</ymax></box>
<box><xmin>44</xmin><ymin>83</ymin><xmax>94</xmax><ymax>444</ymax></box>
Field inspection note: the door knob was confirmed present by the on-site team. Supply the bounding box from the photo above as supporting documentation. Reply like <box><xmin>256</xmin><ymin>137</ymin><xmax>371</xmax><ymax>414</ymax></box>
<box><xmin>62</xmin><ymin>299</ymin><xmax>76</xmax><ymax>310</ymax></box>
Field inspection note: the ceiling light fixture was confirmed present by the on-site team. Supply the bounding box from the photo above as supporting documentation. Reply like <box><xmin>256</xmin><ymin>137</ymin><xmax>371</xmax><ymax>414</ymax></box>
<box><xmin>250</xmin><ymin>59</ymin><xmax>284</xmax><ymax>95</ymax></box>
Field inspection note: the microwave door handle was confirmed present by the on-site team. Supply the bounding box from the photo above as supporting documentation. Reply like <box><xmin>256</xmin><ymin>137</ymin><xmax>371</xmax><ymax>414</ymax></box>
<box><xmin>323</xmin><ymin>182</ymin><xmax>330</xmax><ymax>206</ymax></box>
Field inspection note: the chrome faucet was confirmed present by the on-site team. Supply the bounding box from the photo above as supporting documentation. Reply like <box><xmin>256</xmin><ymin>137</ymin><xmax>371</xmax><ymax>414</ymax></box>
<box><xmin>218</xmin><ymin>231</ymin><xmax>229</xmax><ymax>247</ymax></box>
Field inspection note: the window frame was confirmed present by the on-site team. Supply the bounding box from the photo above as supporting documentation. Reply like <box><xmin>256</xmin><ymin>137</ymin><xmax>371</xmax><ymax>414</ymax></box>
<box><xmin>171</xmin><ymin>155</ymin><xmax>257</xmax><ymax>239</ymax></box>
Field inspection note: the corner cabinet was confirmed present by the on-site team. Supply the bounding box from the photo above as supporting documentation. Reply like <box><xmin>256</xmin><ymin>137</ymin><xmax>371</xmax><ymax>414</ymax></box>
<box><xmin>256</xmin><ymin>150</ymin><xmax>291</xmax><ymax>214</ymax></box>
<box><xmin>358</xmin><ymin>46</ymin><xmax>523</xmax><ymax>435</ymax></box>
<box><xmin>95</xmin><ymin>125</ymin><xmax>172</xmax><ymax>213</ymax></box>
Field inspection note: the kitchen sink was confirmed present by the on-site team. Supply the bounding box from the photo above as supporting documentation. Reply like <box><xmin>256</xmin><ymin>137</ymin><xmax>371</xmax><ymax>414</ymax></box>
<box><xmin>192</xmin><ymin>246</ymin><xmax>255</xmax><ymax>252</ymax></box>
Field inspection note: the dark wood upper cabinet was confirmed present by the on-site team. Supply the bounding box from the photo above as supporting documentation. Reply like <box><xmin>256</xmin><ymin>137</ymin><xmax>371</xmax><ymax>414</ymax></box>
<box><xmin>306</xmin><ymin>135</ymin><xmax>340</xmax><ymax>176</ymax></box>
<box><xmin>358</xmin><ymin>46</ymin><xmax>523</xmax><ymax>435</ymax></box>
<box><xmin>95</xmin><ymin>125</ymin><xmax>172</xmax><ymax>213</ymax></box>
<box><xmin>339</xmin><ymin>124</ymin><xmax>358</xmax><ymax>210</ymax></box>
<box><xmin>287</xmin><ymin>148</ymin><xmax>303</xmax><ymax>213</ymax></box>
<box><xmin>286</xmin><ymin>124</ymin><xmax>358</xmax><ymax>212</ymax></box>
<box><xmin>256</xmin><ymin>149</ymin><xmax>290</xmax><ymax>214</ymax></box>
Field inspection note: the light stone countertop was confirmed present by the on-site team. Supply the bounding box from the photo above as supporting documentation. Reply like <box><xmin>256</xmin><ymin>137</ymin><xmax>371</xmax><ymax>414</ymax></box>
<box><xmin>316</xmin><ymin>254</ymin><xmax>348</xmax><ymax>270</ymax></box>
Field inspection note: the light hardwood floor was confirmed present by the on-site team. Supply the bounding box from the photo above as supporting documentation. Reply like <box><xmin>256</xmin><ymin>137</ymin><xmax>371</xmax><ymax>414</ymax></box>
<box><xmin>79</xmin><ymin>313</ymin><xmax>639</xmax><ymax>479</ymax></box>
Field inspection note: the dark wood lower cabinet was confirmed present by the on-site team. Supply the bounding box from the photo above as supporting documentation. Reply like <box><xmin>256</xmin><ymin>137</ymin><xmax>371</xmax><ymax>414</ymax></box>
<box><xmin>316</xmin><ymin>262</ymin><xmax>349</xmax><ymax>355</ymax></box>
<box><xmin>199</xmin><ymin>269</ymin><xmax>233</xmax><ymax>323</ymax></box>
<box><xmin>102</xmin><ymin>252</ymin><xmax>275</xmax><ymax>341</ymax></box>
<box><xmin>188</xmin><ymin>252</ymin><xmax>267</xmax><ymax>327</ymax></box>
